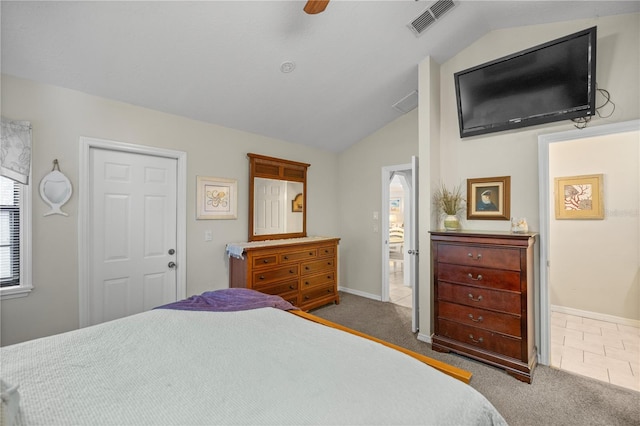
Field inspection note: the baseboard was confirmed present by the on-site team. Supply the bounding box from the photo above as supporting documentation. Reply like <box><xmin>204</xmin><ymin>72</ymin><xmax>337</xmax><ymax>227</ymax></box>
<box><xmin>551</xmin><ymin>304</ymin><xmax>640</xmax><ymax>328</ymax></box>
<box><xmin>417</xmin><ymin>332</ymin><xmax>432</xmax><ymax>344</ymax></box>
<box><xmin>337</xmin><ymin>286</ymin><xmax>381</xmax><ymax>301</ymax></box>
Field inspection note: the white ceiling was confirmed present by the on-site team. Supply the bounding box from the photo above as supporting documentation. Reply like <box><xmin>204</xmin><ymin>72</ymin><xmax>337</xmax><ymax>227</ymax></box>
<box><xmin>2</xmin><ymin>1</ymin><xmax>638</xmax><ymax>152</ymax></box>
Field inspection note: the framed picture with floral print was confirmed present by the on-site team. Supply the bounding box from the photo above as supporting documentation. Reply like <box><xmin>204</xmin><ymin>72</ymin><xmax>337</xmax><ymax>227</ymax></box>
<box><xmin>196</xmin><ymin>176</ymin><xmax>238</xmax><ymax>220</ymax></box>
<box><xmin>554</xmin><ymin>174</ymin><xmax>604</xmax><ymax>220</ymax></box>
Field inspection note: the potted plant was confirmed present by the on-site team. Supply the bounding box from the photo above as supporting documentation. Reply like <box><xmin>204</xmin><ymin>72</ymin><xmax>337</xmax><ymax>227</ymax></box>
<box><xmin>433</xmin><ymin>182</ymin><xmax>465</xmax><ymax>230</ymax></box>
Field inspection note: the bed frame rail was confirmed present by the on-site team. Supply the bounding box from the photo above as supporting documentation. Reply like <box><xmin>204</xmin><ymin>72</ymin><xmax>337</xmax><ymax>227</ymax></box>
<box><xmin>289</xmin><ymin>310</ymin><xmax>472</xmax><ymax>384</ymax></box>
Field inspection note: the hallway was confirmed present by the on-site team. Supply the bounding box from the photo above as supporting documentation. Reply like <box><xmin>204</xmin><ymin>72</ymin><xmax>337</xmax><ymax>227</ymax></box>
<box><xmin>389</xmin><ymin>268</ymin><xmax>411</xmax><ymax>308</ymax></box>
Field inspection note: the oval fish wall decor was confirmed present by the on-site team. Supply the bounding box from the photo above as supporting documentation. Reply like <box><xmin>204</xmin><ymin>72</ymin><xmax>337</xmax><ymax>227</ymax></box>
<box><xmin>39</xmin><ymin>159</ymin><xmax>72</xmax><ymax>216</ymax></box>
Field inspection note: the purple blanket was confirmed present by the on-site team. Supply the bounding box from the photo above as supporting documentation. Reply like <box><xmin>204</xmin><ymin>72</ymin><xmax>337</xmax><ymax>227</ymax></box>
<box><xmin>155</xmin><ymin>288</ymin><xmax>298</xmax><ymax>312</ymax></box>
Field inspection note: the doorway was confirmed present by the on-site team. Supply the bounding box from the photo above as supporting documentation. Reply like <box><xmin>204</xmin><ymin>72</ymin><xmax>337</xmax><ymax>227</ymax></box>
<box><xmin>538</xmin><ymin>120</ymin><xmax>640</xmax><ymax>391</ymax></box>
<box><xmin>78</xmin><ymin>137</ymin><xmax>187</xmax><ymax>327</ymax></box>
<box><xmin>388</xmin><ymin>173</ymin><xmax>411</xmax><ymax>308</ymax></box>
<box><xmin>382</xmin><ymin>157</ymin><xmax>419</xmax><ymax>332</ymax></box>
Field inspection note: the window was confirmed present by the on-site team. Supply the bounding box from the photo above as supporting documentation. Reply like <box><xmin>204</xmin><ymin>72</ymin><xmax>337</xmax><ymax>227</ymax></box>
<box><xmin>0</xmin><ymin>175</ymin><xmax>31</xmax><ymax>299</ymax></box>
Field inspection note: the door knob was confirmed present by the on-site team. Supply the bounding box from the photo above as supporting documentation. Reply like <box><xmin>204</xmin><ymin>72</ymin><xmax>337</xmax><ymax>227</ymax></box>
<box><xmin>168</xmin><ymin>261</ymin><xmax>177</xmax><ymax>269</ymax></box>
<box><xmin>168</xmin><ymin>249</ymin><xmax>175</xmax><ymax>255</ymax></box>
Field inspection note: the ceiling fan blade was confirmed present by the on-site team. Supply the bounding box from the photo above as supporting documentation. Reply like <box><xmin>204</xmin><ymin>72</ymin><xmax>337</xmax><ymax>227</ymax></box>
<box><xmin>304</xmin><ymin>0</ymin><xmax>329</xmax><ymax>15</ymax></box>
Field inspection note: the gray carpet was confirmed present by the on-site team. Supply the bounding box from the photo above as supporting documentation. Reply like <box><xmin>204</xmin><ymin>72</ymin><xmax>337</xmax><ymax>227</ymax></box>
<box><xmin>311</xmin><ymin>292</ymin><xmax>640</xmax><ymax>426</ymax></box>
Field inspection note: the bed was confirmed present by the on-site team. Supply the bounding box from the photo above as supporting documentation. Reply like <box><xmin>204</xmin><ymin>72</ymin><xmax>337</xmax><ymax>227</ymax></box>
<box><xmin>1</xmin><ymin>289</ymin><xmax>507</xmax><ymax>425</ymax></box>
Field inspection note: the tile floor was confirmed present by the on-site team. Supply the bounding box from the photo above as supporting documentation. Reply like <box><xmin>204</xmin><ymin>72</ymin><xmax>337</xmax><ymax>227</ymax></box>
<box><xmin>551</xmin><ymin>310</ymin><xmax>640</xmax><ymax>392</ymax></box>
<box><xmin>389</xmin><ymin>267</ymin><xmax>412</xmax><ymax>308</ymax></box>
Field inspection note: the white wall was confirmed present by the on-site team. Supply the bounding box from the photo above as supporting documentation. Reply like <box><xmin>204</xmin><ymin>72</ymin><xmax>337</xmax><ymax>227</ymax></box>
<box><xmin>337</xmin><ymin>109</ymin><xmax>418</xmax><ymax>298</ymax></box>
<box><xmin>0</xmin><ymin>75</ymin><xmax>339</xmax><ymax>345</ymax></box>
<box><xmin>419</xmin><ymin>13</ymin><xmax>640</xmax><ymax>337</ymax></box>
<box><xmin>549</xmin><ymin>131</ymin><xmax>639</xmax><ymax>320</ymax></box>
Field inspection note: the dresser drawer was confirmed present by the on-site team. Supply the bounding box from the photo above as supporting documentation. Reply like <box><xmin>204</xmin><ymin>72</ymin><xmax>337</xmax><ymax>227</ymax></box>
<box><xmin>438</xmin><ymin>244</ymin><xmax>521</xmax><ymax>271</ymax></box>
<box><xmin>301</xmin><ymin>258</ymin><xmax>336</xmax><ymax>275</ymax></box>
<box><xmin>280</xmin><ymin>249</ymin><xmax>317</xmax><ymax>263</ymax></box>
<box><xmin>252</xmin><ymin>254</ymin><xmax>278</xmax><ymax>269</ymax></box>
<box><xmin>254</xmin><ymin>278</ymin><xmax>299</xmax><ymax>294</ymax></box>
<box><xmin>438</xmin><ymin>301</ymin><xmax>521</xmax><ymax>338</ymax></box>
<box><xmin>301</xmin><ymin>282</ymin><xmax>336</xmax><ymax>304</ymax></box>
<box><xmin>438</xmin><ymin>319</ymin><xmax>522</xmax><ymax>359</ymax></box>
<box><xmin>317</xmin><ymin>244</ymin><xmax>336</xmax><ymax>258</ymax></box>
<box><xmin>437</xmin><ymin>282</ymin><xmax>521</xmax><ymax>315</ymax></box>
<box><xmin>280</xmin><ymin>292</ymin><xmax>299</xmax><ymax>307</ymax></box>
<box><xmin>252</xmin><ymin>265</ymin><xmax>299</xmax><ymax>285</ymax></box>
<box><xmin>437</xmin><ymin>263</ymin><xmax>521</xmax><ymax>292</ymax></box>
<box><xmin>301</xmin><ymin>272</ymin><xmax>335</xmax><ymax>290</ymax></box>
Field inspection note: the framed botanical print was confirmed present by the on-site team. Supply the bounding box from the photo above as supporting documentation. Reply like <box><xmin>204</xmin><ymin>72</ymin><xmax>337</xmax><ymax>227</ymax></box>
<box><xmin>196</xmin><ymin>176</ymin><xmax>238</xmax><ymax>220</ymax></box>
<box><xmin>554</xmin><ymin>174</ymin><xmax>604</xmax><ymax>220</ymax></box>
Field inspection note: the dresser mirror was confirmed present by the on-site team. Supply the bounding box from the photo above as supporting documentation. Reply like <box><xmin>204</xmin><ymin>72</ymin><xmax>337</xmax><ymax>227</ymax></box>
<box><xmin>248</xmin><ymin>153</ymin><xmax>309</xmax><ymax>242</ymax></box>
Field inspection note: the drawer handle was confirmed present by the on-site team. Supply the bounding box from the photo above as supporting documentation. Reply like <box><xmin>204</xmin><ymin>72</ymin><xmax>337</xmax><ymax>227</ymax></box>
<box><xmin>289</xmin><ymin>285</ymin><xmax>295</xmax><ymax>290</ymax></box>
<box><xmin>259</xmin><ymin>275</ymin><xmax>265</xmax><ymax>280</ymax></box>
<box><xmin>469</xmin><ymin>334</ymin><xmax>484</xmax><ymax>344</ymax></box>
<box><xmin>289</xmin><ymin>270</ymin><xmax>295</xmax><ymax>274</ymax></box>
<box><xmin>467</xmin><ymin>273</ymin><xmax>483</xmax><ymax>281</ymax></box>
<box><xmin>467</xmin><ymin>253</ymin><xmax>482</xmax><ymax>260</ymax></box>
<box><xmin>304</xmin><ymin>295</ymin><xmax>310</xmax><ymax>300</ymax></box>
<box><xmin>309</xmin><ymin>252</ymin><xmax>314</xmax><ymax>256</ymax></box>
<box><xmin>305</xmin><ymin>281</ymin><xmax>310</xmax><ymax>286</ymax></box>
<box><xmin>305</xmin><ymin>266</ymin><xmax>310</xmax><ymax>270</ymax></box>
<box><xmin>262</xmin><ymin>259</ymin><xmax>270</xmax><ymax>263</ymax></box>
<box><xmin>468</xmin><ymin>314</ymin><xmax>483</xmax><ymax>323</ymax></box>
<box><xmin>468</xmin><ymin>293</ymin><xmax>483</xmax><ymax>302</ymax></box>
<box><xmin>283</xmin><ymin>256</ymin><xmax>289</xmax><ymax>260</ymax></box>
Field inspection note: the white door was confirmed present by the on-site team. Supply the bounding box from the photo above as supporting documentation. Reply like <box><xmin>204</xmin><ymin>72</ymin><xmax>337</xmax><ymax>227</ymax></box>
<box><xmin>254</xmin><ymin>177</ymin><xmax>285</xmax><ymax>235</ymax></box>
<box><xmin>89</xmin><ymin>148</ymin><xmax>178</xmax><ymax>326</ymax></box>
<box><xmin>409</xmin><ymin>155</ymin><xmax>419</xmax><ymax>332</ymax></box>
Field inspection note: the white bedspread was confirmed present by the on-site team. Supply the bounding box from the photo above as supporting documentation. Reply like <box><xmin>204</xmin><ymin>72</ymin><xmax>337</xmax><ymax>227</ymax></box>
<box><xmin>1</xmin><ymin>308</ymin><xmax>507</xmax><ymax>425</ymax></box>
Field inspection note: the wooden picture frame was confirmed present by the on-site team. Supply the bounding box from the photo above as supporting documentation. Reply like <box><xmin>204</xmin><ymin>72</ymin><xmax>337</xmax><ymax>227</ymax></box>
<box><xmin>467</xmin><ymin>176</ymin><xmax>511</xmax><ymax>220</ymax></box>
<box><xmin>554</xmin><ymin>174</ymin><xmax>604</xmax><ymax>220</ymax></box>
<box><xmin>292</xmin><ymin>193</ymin><xmax>303</xmax><ymax>212</ymax></box>
<box><xmin>196</xmin><ymin>176</ymin><xmax>237</xmax><ymax>220</ymax></box>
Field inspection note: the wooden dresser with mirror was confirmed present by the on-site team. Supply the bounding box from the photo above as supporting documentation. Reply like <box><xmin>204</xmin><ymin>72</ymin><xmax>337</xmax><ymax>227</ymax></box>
<box><xmin>228</xmin><ymin>154</ymin><xmax>340</xmax><ymax>311</ymax></box>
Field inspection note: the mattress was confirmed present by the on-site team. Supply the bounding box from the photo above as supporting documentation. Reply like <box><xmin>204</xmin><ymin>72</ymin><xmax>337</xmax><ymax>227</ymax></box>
<box><xmin>1</xmin><ymin>305</ymin><xmax>507</xmax><ymax>425</ymax></box>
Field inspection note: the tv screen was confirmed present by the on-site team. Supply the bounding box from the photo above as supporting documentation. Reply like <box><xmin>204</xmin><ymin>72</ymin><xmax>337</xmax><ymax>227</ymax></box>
<box><xmin>455</xmin><ymin>26</ymin><xmax>597</xmax><ymax>138</ymax></box>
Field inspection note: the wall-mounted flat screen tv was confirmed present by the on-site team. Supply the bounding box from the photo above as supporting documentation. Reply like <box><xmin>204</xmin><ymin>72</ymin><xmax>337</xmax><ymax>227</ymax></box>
<box><xmin>455</xmin><ymin>26</ymin><xmax>597</xmax><ymax>138</ymax></box>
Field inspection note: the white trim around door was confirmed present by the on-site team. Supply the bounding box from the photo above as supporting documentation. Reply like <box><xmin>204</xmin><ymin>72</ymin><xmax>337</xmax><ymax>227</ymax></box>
<box><xmin>78</xmin><ymin>137</ymin><xmax>187</xmax><ymax>328</ymax></box>
<box><xmin>537</xmin><ymin>119</ymin><xmax>640</xmax><ymax>365</ymax></box>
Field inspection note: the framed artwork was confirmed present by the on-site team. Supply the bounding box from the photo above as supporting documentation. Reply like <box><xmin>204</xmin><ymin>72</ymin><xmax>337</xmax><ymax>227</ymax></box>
<box><xmin>390</xmin><ymin>198</ymin><xmax>401</xmax><ymax>212</ymax></box>
<box><xmin>196</xmin><ymin>176</ymin><xmax>237</xmax><ymax>220</ymax></box>
<box><xmin>292</xmin><ymin>193</ymin><xmax>303</xmax><ymax>212</ymax></box>
<box><xmin>554</xmin><ymin>174</ymin><xmax>604</xmax><ymax>220</ymax></box>
<box><xmin>467</xmin><ymin>176</ymin><xmax>511</xmax><ymax>220</ymax></box>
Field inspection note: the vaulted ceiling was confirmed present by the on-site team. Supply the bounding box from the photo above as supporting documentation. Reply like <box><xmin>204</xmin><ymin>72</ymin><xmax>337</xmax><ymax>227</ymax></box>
<box><xmin>2</xmin><ymin>1</ymin><xmax>638</xmax><ymax>152</ymax></box>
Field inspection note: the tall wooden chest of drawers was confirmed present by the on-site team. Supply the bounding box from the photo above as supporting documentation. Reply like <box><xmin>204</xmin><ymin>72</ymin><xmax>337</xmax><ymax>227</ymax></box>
<box><xmin>228</xmin><ymin>237</ymin><xmax>340</xmax><ymax>311</ymax></box>
<box><xmin>430</xmin><ymin>231</ymin><xmax>537</xmax><ymax>383</ymax></box>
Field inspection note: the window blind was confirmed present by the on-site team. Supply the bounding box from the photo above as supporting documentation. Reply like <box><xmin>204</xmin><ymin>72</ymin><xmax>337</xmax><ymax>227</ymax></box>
<box><xmin>0</xmin><ymin>176</ymin><xmax>20</xmax><ymax>287</ymax></box>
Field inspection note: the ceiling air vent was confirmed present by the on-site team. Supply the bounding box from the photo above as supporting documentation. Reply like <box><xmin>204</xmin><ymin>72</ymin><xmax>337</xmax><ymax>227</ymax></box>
<box><xmin>408</xmin><ymin>0</ymin><xmax>456</xmax><ymax>37</ymax></box>
<box><xmin>392</xmin><ymin>90</ymin><xmax>419</xmax><ymax>114</ymax></box>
